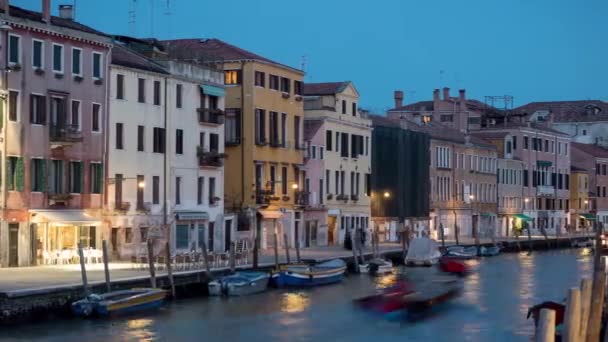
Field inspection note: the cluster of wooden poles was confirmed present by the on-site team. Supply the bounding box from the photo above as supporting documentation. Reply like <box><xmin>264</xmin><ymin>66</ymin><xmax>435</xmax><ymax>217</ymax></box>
<box><xmin>536</xmin><ymin>228</ymin><xmax>607</xmax><ymax>342</ymax></box>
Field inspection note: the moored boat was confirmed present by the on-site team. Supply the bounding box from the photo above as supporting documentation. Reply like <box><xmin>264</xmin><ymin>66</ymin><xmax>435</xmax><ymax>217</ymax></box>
<box><xmin>443</xmin><ymin>246</ymin><xmax>478</xmax><ymax>259</ymax></box>
<box><xmin>405</xmin><ymin>237</ymin><xmax>441</xmax><ymax>266</ymax></box>
<box><xmin>72</xmin><ymin>288</ymin><xmax>166</xmax><ymax>318</ymax></box>
<box><xmin>359</xmin><ymin>258</ymin><xmax>393</xmax><ymax>275</ymax></box>
<box><xmin>208</xmin><ymin>272</ymin><xmax>270</xmax><ymax>296</ymax></box>
<box><xmin>479</xmin><ymin>245</ymin><xmax>501</xmax><ymax>257</ymax></box>
<box><xmin>273</xmin><ymin>259</ymin><xmax>347</xmax><ymax>287</ymax></box>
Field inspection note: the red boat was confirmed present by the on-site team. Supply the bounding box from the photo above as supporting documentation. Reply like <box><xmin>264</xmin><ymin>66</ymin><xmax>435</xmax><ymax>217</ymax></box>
<box><xmin>354</xmin><ymin>281</ymin><xmax>414</xmax><ymax>314</ymax></box>
<box><xmin>438</xmin><ymin>257</ymin><xmax>469</xmax><ymax>277</ymax></box>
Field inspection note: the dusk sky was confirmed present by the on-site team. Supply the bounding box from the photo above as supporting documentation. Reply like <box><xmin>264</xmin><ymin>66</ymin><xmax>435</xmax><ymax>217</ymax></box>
<box><xmin>12</xmin><ymin>0</ymin><xmax>608</xmax><ymax>112</ymax></box>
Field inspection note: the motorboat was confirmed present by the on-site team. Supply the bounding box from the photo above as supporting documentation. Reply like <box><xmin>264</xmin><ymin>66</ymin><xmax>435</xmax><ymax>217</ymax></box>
<box><xmin>438</xmin><ymin>257</ymin><xmax>469</xmax><ymax>277</ymax></box>
<box><xmin>571</xmin><ymin>239</ymin><xmax>593</xmax><ymax>248</ymax></box>
<box><xmin>405</xmin><ymin>237</ymin><xmax>441</xmax><ymax>266</ymax></box>
<box><xmin>208</xmin><ymin>272</ymin><xmax>270</xmax><ymax>296</ymax></box>
<box><xmin>443</xmin><ymin>246</ymin><xmax>478</xmax><ymax>259</ymax></box>
<box><xmin>72</xmin><ymin>288</ymin><xmax>166</xmax><ymax>318</ymax></box>
<box><xmin>272</xmin><ymin>259</ymin><xmax>347</xmax><ymax>287</ymax></box>
<box><xmin>359</xmin><ymin>258</ymin><xmax>394</xmax><ymax>275</ymax></box>
<box><xmin>478</xmin><ymin>245</ymin><xmax>501</xmax><ymax>257</ymax></box>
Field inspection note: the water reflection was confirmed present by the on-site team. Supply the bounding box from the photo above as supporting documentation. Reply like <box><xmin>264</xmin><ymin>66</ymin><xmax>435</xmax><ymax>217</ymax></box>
<box><xmin>280</xmin><ymin>292</ymin><xmax>310</xmax><ymax>313</ymax></box>
<box><xmin>126</xmin><ymin>318</ymin><xmax>156</xmax><ymax>341</ymax></box>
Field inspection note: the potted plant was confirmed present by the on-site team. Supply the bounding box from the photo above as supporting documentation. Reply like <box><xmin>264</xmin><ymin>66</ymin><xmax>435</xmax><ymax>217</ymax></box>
<box><xmin>94</xmin><ymin>78</ymin><xmax>103</xmax><ymax>85</ymax></box>
<box><xmin>54</xmin><ymin>73</ymin><xmax>64</xmax><ymax>79</ymax></box>
<box><xmin>73</xmin><ymin>75</ymin><xmax>83</xmax><ymax>82</ymax></box>
<box><xmin>34</xmin><ymin>68</ymin><xmax>44</xmax><ymax>75</ymax></box>
<box><xmin>8</xmin><ymin>63</ymin><xmax>21</xmax><ymax>71</ymax></box>
<box><xmin>281</xmin><ymin>92</ymin><xmax>290</xmax><ymax>99</ymax></box>
<box><xmin>282</xmin><ymin>195</ymin><xmax>290</xmax><ymax>201</ymax></box>
<box><xmin>327</xmin><ymin>193</ymin><xmax>333</xmax><ymax>200</ymax></box>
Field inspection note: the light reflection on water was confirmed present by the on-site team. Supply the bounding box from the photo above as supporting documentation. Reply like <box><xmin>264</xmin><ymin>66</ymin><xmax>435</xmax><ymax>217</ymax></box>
<box><xmin>0</xmin><ymin>249</ymin><xmax>593</xmax><ymax>342</ymax></box>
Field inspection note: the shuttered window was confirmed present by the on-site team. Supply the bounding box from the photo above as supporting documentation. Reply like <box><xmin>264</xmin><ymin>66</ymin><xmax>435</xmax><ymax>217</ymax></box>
<box><xmin>31</xmin><ymin>158</ymin><xmax>46</xmax><ymax>192</ymax></box>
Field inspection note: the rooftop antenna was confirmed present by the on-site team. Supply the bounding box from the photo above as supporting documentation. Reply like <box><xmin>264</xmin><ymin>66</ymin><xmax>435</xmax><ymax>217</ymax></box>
<box><xmin>439</xmin><ymin>69</ymin><xmax>445</xmax><ymax>87</ymax></box>
<box><xmin>150</xmin><ymin>0</ymin><xmax>155</xmax><ymax>37</ymax></box>
<box><xmin>164</xmin><ymin>0</ymin><xmax>172</xmax><ymax>38</ymax></box>
<box><xmin>301</xmin><ymin>55</ymin><xmax>307</xmax><ymax>79</ymax></box>
<box><xmin>128</xmin><ymin>0</ymin><xmax>137</xmax><ymax>36</ymax></box>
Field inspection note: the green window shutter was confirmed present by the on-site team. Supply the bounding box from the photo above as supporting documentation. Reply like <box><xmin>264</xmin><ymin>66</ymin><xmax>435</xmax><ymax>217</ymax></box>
<box><xmin>0</xmin><ymin>100</ymin><xmax>4</xmax><ymax>129</ymax></box>
<box><xmin>5</xmin><ymin>158</ymin><xmax>11</xmax><ymax>190</ymax></box>
<box><xmin>15</xmin><ymin>157</ymin><xmax>24</xmax><ymax>191</ymax></box>
<box><xmin>30</xmin><ymin>159</ymin><xmax>35</xmax><ymax>191</ymax></box>
<box><xmin>79</xmin><ymin>162</ymin><xmax>84</xmax><ymax>193</ymax></box>
<box><xmin>97</xmin><ymin>163</ymin><xmax>103</xmax><ymax>194</ymax></box>
<box><xmin>40</xmin><ymin>159</ymin><xmax>47</xmax><ymax>192</ymax></box>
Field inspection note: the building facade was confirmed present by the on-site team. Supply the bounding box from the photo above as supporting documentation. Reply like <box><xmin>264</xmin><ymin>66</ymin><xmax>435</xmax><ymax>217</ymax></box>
<box><xmin>302</xmin><ymin>82</ymin><xmax>372</xmax><ymax>246</ymax></box>
<box><xmin>496</xmin><ymin>158</ymin><xmax>525</xmax><ymax>237</ymax></box>
<box><xmin>571</xmin><ymin>143</ymin><xmax>608</xmax><ymax>227</ymax></box>
<box><xmin>0</xmin><ymin>2</ymin><xmax>111</xmax><ymax>267</ymax></box>
<box><xmin>159</xmin><ymin>39</ymin><xmax>305</xmax><ymax>250</ymax></box>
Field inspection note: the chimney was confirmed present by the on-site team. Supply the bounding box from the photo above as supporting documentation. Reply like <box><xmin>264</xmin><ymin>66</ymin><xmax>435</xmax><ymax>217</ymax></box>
<box><xmin>433</xmin><ymin>89</ymin><xmax>440</xmax><ymax>102</ymax></box>
<box><xmin>0</xmin><ymin>0</ymin><xmax>8</xmax><ymax>15</ymax></box>
<box><xmin>42</xmin><ymin>0</ymin><xmax>50</xmax><ymax>23</ymax></box>
<box><xmin>442</xmin><ymin>87</ymin><xmax>450</xmax><ymax>101</ymax></box>
<box><xmin>459</xmin><ymin>89</ymin><xmax>466</xmax><ymax>102</ymax></box>
<box><xmin>394</xmin><ymin>90</ymin><xmax>404</xmax><ymax>109</ymax></box>
<box><xmin>59</xmin><ymin>4</ymin><xmax>73</xmax><ymax>20</ymax></box>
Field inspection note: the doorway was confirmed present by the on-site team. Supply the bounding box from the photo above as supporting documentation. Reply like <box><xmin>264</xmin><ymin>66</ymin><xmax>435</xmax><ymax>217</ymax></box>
<box><xmin>9</xmin><ymin>223</ymin><xmax>19</xmax><ymax>267</ymax></box>
<box><xmin>225</xmin><ymin>219</ymin><xmax>232</xmax><ymax>252</ymax></box>
<box><xmin>111</xmin><ymin>227</ymin><xmax>119</xmax><ymax>256</ymax></box>
<box><xmin>327</xmin><ymin>216</ymin><xmax>337</xmax><ymax>245</ymax></box>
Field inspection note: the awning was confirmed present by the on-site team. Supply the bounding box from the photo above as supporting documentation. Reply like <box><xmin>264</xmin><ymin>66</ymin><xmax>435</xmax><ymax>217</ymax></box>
<box><xmin>537</xmin><ymin>160</ymin><xmax>553</xmax><ymax>168</ymax></box>
<box><xmin>513</xmin><ymin>214</ymin><xmax>534</xmax><ymax>221</ymax></box>
<box><xmin>200</xmin><ymin>84</ymin><xmax>225</xmax><ymax>97</ymax></box>
<box><xmin>175</xmin><ymin>211</ymin><xmax>209</xmax><ymax>221</ymax></box>
<box><xmin>258</xmin><ymin>210</ymin><xmax>282</xmax><ymax>219</ymax></box>
<box><xmin>580</xmin><ymin>213</ymin><xmax>596</xmax><ymax>220</ymax></box>
<box><xmin>30</xmin><ymin>210</ymin><xmax>101</xmax><ymax>226</ymax></box>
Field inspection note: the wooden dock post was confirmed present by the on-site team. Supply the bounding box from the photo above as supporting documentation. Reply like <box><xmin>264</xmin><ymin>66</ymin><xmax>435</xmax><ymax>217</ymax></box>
<box><xmin>563</xmin><ymin>287</ymin><xmax>581</xmax><ymax>342</ymax></box>
<box><xmin>229</xmin><ymin>241</ymin><xmax>236</xmax><ymax>273</ymax></box>
<box><xmin>273</xmin><ymin>231</ymin><xmax>279</xmax><ymax>270</ymax></box>
<box><xmin>295</xmin><ymin>234</ymin><xmax>301</xmax><ymax>263</ymax></box>
<box><xmin>101</xmin><ymin>240</ymin><xmax>111</xmax><ymax>293</ymax></box>
<box><xmin>579</xmin><ymin>278</ymin><xmax>592</xmax><ymax>340</ymax></box>
<box><xmin>351</xmin><ymin>230</ymin><xmax>359</xmax><ymax>273</ymax></box>
<box><xmin>283</xmin><ymin>233</ymin><xmax>291</xmax><ymax>264</ymax></box>
<box><xmin>536</xmin><ymin>308</ymin><xmax>555</xmax><ymax>342</ymax></box>
<box><xmin>585</xmin><ymin>270</ymin><xmax>605</xmax><ymax>342</ymax></box>
<box><xmin>77</xmin><ymin>243</ymin><xmax>90</xmax><ymax>296</ymax></box>
<box><xmin>165</xmin><ymin>242</ymin><xmax>175</xmax><ymax>298</ymax></box>
<box><xmin>200</xmin><ymin>239</ymin><xmax>211</xmax><ymax>275</ymax></box>
<box><xmin>147</xmin><ymin>240</ymin><xmax>156</xmax><ymax>288</ymax></box>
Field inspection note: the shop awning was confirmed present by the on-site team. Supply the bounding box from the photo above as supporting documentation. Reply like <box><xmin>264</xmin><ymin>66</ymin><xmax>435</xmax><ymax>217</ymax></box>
<box><xmin>175</xmin><ymin>211</ymin><xmax>209</xmax><ymax>221</ymax></box>
<box><xmin>537</xmin><ymin>160</ymin><xmax>553</xmax><ymax>168</ymax></box>
<box><xmin>200</xmin><ymin>84</ymin><xmax>225</xmax><ymax>97</ymax></box>
<box><xmin>258</xmin><ymin>210</ymin><xmax>282</xmax><ymax>219</ymax></box>
<box><xmin>580</xmin><ymin>213</ymin><xmax>596</xmax><ymax>220</ymax></box>
<box><xmin>514</xmin><ymin>214</ymin><xmax>534</xmax><ymax>221</ymax></box>
<box><xmin>30</xmin><ymin>210</ymin><xmax>101</xmax><ymax>226</ymax></box>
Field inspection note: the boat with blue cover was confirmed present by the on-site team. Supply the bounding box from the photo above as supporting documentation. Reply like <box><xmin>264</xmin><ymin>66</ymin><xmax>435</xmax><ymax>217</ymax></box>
<box><xmin>272</xmin><ymin>259</ymin><xmax>347</xmax><ymax>287</ymax></box>
<box><xmin>72</xmin><ymin>288</ymin><xmax>166</xmax><ymax>318</ymax></box>
<box><xmin>208</xmin><ymin>271</ymin><xmax>270</xmax><ymax>296</ymax></box>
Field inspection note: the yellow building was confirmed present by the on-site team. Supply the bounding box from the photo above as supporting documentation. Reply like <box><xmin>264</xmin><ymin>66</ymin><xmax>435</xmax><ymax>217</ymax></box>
<box><xmin>161</xmin><ymin>39</ymin><xmax>305</xmax><ymax>248</ymax></box>
<box><xmin>570</xmin><ymin>167</ymin><xmax>591</xmax><ymax>230</ymax></box>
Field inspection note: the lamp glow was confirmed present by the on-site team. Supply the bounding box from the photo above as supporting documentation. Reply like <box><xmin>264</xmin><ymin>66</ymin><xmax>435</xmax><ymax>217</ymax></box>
<box><xmin>383</xmin><ymin>191</ymin><xmax>391</xmax><ymax>198</ymax></box>
<box><xmin>138</xmin><ymin>181</ymin><xmax>146</xmax><ymax>188</ymax></box>
<box><xmin>292</xmin><ymin>183</ymin><xmax>299</xmax><ymax>190</ymax></box>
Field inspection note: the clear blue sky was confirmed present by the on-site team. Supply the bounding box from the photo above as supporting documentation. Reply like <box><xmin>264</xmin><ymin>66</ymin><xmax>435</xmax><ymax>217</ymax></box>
<box><xmin>12</xmin><ymin>0</ymin><xmax>608</xmax><ymax>112</ymax></box>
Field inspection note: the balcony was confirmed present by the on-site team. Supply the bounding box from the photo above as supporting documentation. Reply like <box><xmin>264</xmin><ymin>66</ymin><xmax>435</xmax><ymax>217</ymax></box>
<box><xmin>48</xmin><ymin>193</ymin><xmax>73</xmax><ymax>207</ymax></box>
<box><xmin>255</xmin><ymin>189</ymin><xmax>273</xmax><ymax>207</ymax></box>
<box><xmin>197</xmin><ymin>108</ymin><xmax>225</xmax><ymax>125</ymax></box>
<box><xmin>537</xmin><ymin>185</ymin><xmax>555</xmax><ymax>196</ymax></box>
<box><xmin>50</xmin><ymin>124</ymin><xmax>83</xmax><ymax>148</ymax></box>
<box><xmin>115</xmin><ymin>201</ymin><xmax>131</xmax><ymax>213</ymax></box>
<box><xmin>225</xmin><ymin>136</ymin><xmax>241</xmax><ymax>147</ymax></box>
<box><xmin>336</xmin><ymin>194</ymin><xmax>349</xmax><ymax>202</ymax></box>
<box><xmin>198</xmin><ymin>150</ymin><xmax>226</xmax><ymax>168</ymax></box>
<box><xmin>350</xmin><ymin>194</ymin><xmax>359</xmax><ymax>202</ymax></box>
<box><xmin>295</xmin><ymin>190</ymin><xmax>310</xmax><ymax>207</ymax></box>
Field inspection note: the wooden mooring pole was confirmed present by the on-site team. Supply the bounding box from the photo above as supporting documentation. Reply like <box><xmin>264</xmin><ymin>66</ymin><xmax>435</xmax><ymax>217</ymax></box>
<box><xmin>147</xmin><ymin>240</ymin><xmax>156</xmax><ymax>288</ymax></box>
<box><xmin>273</xmin><ymin>231</ymin><xmax>279</xmax><ymax>270</ymax></box>
<box><xmin>283</xmin><ymin>233</ymin><xmax>291</xmax><ymax>264</ymax></box>
<box><xmin>536</xmin><ymin>308</ymin><xmax>555</xmax><ymax>342</ymax></box>
<box><xmin>77</xmin><ymin>243</ymin><xmax>90</xmax><ymax>296</ymax></box>
<box><xmin>563</xmin><ymin>287</ymin><xmax>581</xmax><ymax>342</ymax></box>
<box><xmin>586</xmin><ymin>270</ymin><xmax>605</xmax><ymax>342</ymax></box>
<box><xmin>579</xmin><ymin>278</ymin><xmax>592</xmax><ymax>340</ymax></box>
<box><xmin>101</xmin><ymin>240</ymin><xmax>111</xmax><ymax>293</ymax></box>
<box><xmin>200</xmin><ymin>239</ymin><xmax>211</xmax><ymax>275</ymax></box>
<box><xmin>229</xmin><ymin>241</ymin><xmax>236</xmax><ymax>273</ymax></box>
<box><xmin>165</xmin><ymin>242</ymin><xmax>175</xmax><ymax>298</ymax></box>
<box><xmin>351</xmin><ymin>230</ymin><xmax>359</xmax><ymax>273</ymax></box>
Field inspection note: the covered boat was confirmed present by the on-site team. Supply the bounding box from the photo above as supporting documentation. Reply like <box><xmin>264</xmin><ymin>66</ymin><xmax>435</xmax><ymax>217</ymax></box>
<box><xmin>208</xmin><ymin>272</ymin><xmax>270</xmax><ymax>296</ymax></box>
<box><xmin>72</xmin><ymin>288</ymin><xmax>166</xmax><ymax>318</ymax></box>
<box><xmin>405</xmin><ymin>237</ymin><xmax>441</xmax><ymax>266</ymax></box>
<box><xmin>443</xmin><ymin>246</ymin><xmax>478</xmax><ymax>259</ymax></box>
<box><xmin>359</xmin><ymin>258</ymin><xmax>394</xmax><ymax>275</ymax></box>
<box><xmin>273</xmin><ymin>259</ymin><xmax>347</xmax><ymax>287</ymax></box>
<box><xmin>479</xmin><ymin>246</ymin><xmax>501</xmax><ymax>257</ymax></box>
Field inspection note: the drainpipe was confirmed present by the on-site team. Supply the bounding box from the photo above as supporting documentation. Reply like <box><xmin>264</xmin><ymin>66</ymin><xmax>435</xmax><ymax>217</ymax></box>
<box><xmin>163</xmin><ymin>76</ymin><xmax>168</xmax><ymax>247</ymax></box>
<box><xmin>102</xmin><ymin>47</ymin><xmax>111</xmax><ymax>207</ymax></box>
<box><xmin>1</xmin><ymin>22</ymin><xmax>8</xmax><ymax>267</ymax></box>
<box><xmin>240</xmin><ymin>61</ymin><xmax>245</xmax><ymax>208</ymax></box>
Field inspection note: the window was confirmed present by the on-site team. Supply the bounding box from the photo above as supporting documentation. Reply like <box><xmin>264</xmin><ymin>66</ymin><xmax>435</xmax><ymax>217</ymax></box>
<box><xmin>52</xmin><ymin>44</ymin><xmax>63</xmax><ymax>73</ymax></box>
<box><xmin>294</xmin><ymin>116</ymin><xmax>302</xmax><ymax>148</ymax></box>
<box><xmin>512</xmin><ymin>136</ymin><xmax>517</xmax><ymax>150</ymax></box>
<box><xmin>209</xmin><ymin>177</ymin><xmax>216</xmax><ymax>203</ymax></box>
<box><xmin>50</xmin><ymin>160</ymin><xmax>63</xmax><ymax>194</ymax></box>
<box><xmin>90</xmin><ymin>163</ymin><xmax>103</xmax><ymax>194</ymax></box>
<box><xmin>116</xmin><ymin>74</ymin><xmax>125</xmax><ymax>99</ymax></box>
<box><xmin>210</xmin><ymin>133</ymin><xmax>219</xmax><ymax>152</ymax></box>
<box><xmin>340</xmin><ymin>170</ymin><xmax>345</xmax><ymax>195</ymax></box>
<box><xmin>356</xmin><ymin>173</ymin><xmax>360</xmax><ymax>195</ymax></box>
<box><xmin>9</xmin><ymin>34</ymin><xmax>20</xmax><ymax>64</ymax></box>
<box><xmin>176</xmin><ymin>224</ymin><xmax>189</xmax><ymax>249</ymax></box>
<box><xmin>281</xmin><ymin>113</ymin><xmax>287</xmax><ymax>147</ymax></box>
<box><xmin>523</xmin><ymin>170</ymin><xmax>529</xmax><ymax>187</ymax></box>
<box><xmin>115</xmin><ymin>123</ymin><xmax>124</xmax><ymax>149</ymax></box>
<box><xmin>312</xmin><ymin>146</ymin><xmax>317</xmax><ymax>159</ymax></box>
<box><xmin>255</xmin><ymin>109</ymin><xmax>267</xmax><ymax>144</ymax></box>
<box><xmin>280</xmin><ymin>77</ymin><xmax>290</xmax><ymax>93</ymax></box>
<box><xmin>32</xmin><ymin>40</ymin><xmax>43</xmax><ymax>69</ymax></box>
<box><xmin>335</xmin><ymin>171</ymin><xmax>339</xmax><ymax>194</ymax></box>
<box><xmin>153</xmin><ymin>127</ymin><xmax>166</xmax><ymax>153</ymax></box>
<box><xmin>342</xmin><ymin>100</ymin><xmax>346</xmax><ymax>114</ymax></box>
<box><xmin>72</xmin><ymin>48</ymin><xmax>82</xmax><ymax>76</ymax></box>
<box><xmin>8</xmin><ymin>90</ymin><xmax>18</xmax><ymax>122</ymax></box>
<box><xmin>92</xmin><ymin>103</ymin><xmax>101</xmax><ymax>132</ymax></box>
<box><xmin>603</xmin><ymin>164</ymin><xmax>607</xmax><ymax>175</ymax></box>
<box><xmin>524</xmin><ymin>136</ymin><xmax>529</xmax><ymax>149</ymax></box>
<box><xmin>320</xmin><ymin>147</ymin><xmax>324</xmax><ymax>160</ymax></box>
<box><xmin>352</xmin><ymin>102</ymin><xmax>357</xmax><ymax>116</ymax></box>
<box><xmin>140</xmin><ymin>227</ymin><xmax>149</xmax><ymax>243</ymax></box>
<box><xmin>175</xmin><ymin>176</ymin><xmax>181</xmax><ymax>205</ymax></box>
<box><xmin>506</xmin><ymin>141</ymin><xmax>512</xmax><ymax>154</ymax></box>
<box><xmin>281</xmin><ymin>167</ymin><xmax>288</xmax><ymax>195</ymax></box>
<box><xmin>125</xmin><ymin>228</ymin><xmax>133</xmax><ymax>244</ymax></box>
<box><xmin>365</xmin><ymin>173</ymin><xmax>371</xmax><ymax>196</ymax></box>
<box><xmin>152</xmin><ymin>176</ymin><xmax>160</xmax><ymax>204</ymax></box>
<box><xmin>350</xmin><ymin>172</ymin><xmax>355</xmax><ymax>195</ymax></box>
<box><xmin>341</xmin><ymin>133</ymin><xmax>349</xmax><ymax>158</ymax></box>
<box><xmin>294</xmin><ymin>80</ymin><xmax>302</xmax><ymax>95</ymax></box>
<box><xmin>92</xmin><ymin>52</ymin><xmax>102</xmax><ymax>79</ymax></box>
<box><xmin>153</xmin><ymin>80</ymin><xmax>161</xmax><ymax>105</ymax></box>
<box><xmin>225</xmin><ymin>109</ymin><xmax>241</xmax><ymax>144</ymax></box>
<box><xmin>583</xmin><ymin>130</ymin><xmax>587</xmax><ymax>136</ymax></box>
<box><xmin>326</xmin><ymin>130</ymin><xmax>332</xmax><ymax>151</ymax></box>
<box><xmin>69</xmin><ymin>161</ymin><xmax>83</xmax><ymax>193</ymax></box>
<box><xmin>255</xmin><ymin>71</ymin><xmax>265</xmax><ymax>87</ymax></box>
<box><xmin>176</xmin><ymin>84</ymin><xmax>182</xmax><ymax>108</ymax></box>
<box><xmin>176</xmin><ymin>129</ymin><xmax>183</xmax><ymax>155</ymax></box>
<box><xmin>6</xmin><ymin>156</ymin><xmax>22</xmax><ymax>191</ymax></box>
<box><xmin>270</xmin><ymin>166</ymin><xmax>276</xmax><ymax>194</ymax></box>
<box><xmin>197</xmin><ymin>177</ymin><xmax>204</xmax><ymax>205</ymax></box>
<box><xmin>71</xmin><ymin>100</ymin><xmax>80</xmax><ymax>131</ymax></box>
<box><xmin>326</xmin><ymin>170</ymin><xmax>330</xmax><ymax>193</ymax></box>
<box><xmin>269</xmin><ymin>75</ymin><xmax>279</xmax><ymax>90</ymax></box>
<box><xmin>138</xmin><ymin>78</ymin><xmax>146</xmax><ymax>103</ymax></box>
<box><xmin>31</xmin><ymin>158</ymin><xmax>45</xmax><ymax>192</ymax></box>
<box><xmin>137</xmin><ymin>126</ymin><xmax>145</xmax><ymax>151</ymax></box>
<box><xmin>224</xmin><ymin>70</ymin><xmax>241</xmax><ymax>85</ymax></box>
<box><xmin>336</xmin><ymin>132</ymin><xmax>340</xmax><ymax>152</ymax></box>
<box><xmin>208</xmin><ymin>222</ymin><xmax>215</xmax><ymax>252</ymax></box>
<box><xmin>136</xmin><ymin>175</ymin><xmax>144</xmax><ymax>210</ymax></box>
<box><xmin>320</xmin><ymin>179</ymin><xmax>324</xmax><ymax>204</ymax></box>
<box><xmin>269</xmin><ymin>111</ymin><xmax>279</xmax><ymax>146</ymax></box>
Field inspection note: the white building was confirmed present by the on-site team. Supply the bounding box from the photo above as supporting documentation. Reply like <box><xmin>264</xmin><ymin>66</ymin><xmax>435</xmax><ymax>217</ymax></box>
<box><xmin>106</xmin><ymin>39</ymin><xmax>232</xmax><ymax>260</ymax></box>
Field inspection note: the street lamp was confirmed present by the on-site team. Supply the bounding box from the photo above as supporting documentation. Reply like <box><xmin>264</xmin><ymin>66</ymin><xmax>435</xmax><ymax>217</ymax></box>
<box><xmin>138</xmin><ymin>181</ymin><xmax>146</xmax><ymax>189</ymax></box>
<box><xmin>383</xmin><ymin>191</ymin><xmax>391</xmax><ymax>198</ymax></box>
<box><xmin>292</xmin><ymin>183</ymin><xmax>299</xmax><ymax>190</ymax></box>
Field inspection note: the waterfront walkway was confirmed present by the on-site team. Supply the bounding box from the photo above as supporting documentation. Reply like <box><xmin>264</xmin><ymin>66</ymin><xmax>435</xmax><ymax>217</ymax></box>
<box><xmin>0</xmin><ymin>234</ymin><xmax>591</xmax><ymax>296</ymax></box>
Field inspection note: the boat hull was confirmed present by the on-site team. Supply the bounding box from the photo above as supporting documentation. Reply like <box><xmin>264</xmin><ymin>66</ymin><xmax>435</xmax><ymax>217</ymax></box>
<box><xmin>72</xmin><ymin>288</ymin><xmax>166</xmax><ymax>318</ymax></box>
<box><xmin>208</xmin><ymin>272</ymin><xmax>270</xmax><ymax>296</ymax></box>
<box><xmin>226</xmin><ymin>276</ymin><xmax>269</xmax><ymax>296</ymax></box>
<box><xmin>274</xmin><ymin>269</ymin><xmax>345</xmax><ymax>287</ymax></box>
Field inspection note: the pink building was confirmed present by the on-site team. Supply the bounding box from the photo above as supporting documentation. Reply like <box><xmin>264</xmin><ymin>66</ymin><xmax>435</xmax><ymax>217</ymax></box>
<box><xmin>0</xmin><ymin>1</ymin><xmax>111</xmax><ymax>267</ymax></box>
<box><xmin>302</xmin><ymin>120</ymin><xmax>327</xmax><ymax>246</ymax></box>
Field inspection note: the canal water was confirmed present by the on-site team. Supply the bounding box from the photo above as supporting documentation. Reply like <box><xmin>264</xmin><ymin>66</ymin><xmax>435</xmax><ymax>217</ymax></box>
<box><xmin>0</xmin><ymin>249</ymin><xmax>594</xmax><ymax>342</ymax></box>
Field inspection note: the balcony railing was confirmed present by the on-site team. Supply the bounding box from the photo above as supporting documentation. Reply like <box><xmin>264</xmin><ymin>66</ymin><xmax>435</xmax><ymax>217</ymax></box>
<box><xmin>115</xmin><ymin>201</ymin><xmax>131</xmax><ymax>212</ymax></box>
<box><xmin>295</xmin><ymin>190</ymin><xmax>310</xmax><ymax>207</ymax></box>
<box><xmin>197</xmin><ymin>108</ymin><xmax>225</xmax><ymax>125</ymax></box>
<box><xmin>198</xmin><ymin>150</ymin><xmax>226</xmax><ymax>168</ymax></box>
<box><xmin>537</xmin><ymin>185</ymin><xmax>555</xmax><ymax>196</ymax></box>
<box><xmin>48</xmin><ymin>193</ymin><xmax>72</xmax><ymax>207</ymax></box>
<box><xmin>50</xmin><ymin>124</ymin><xmax>83</xmax><ymax>145</ymax></box>
<box><xmin>255</xmin><ymin>189</ymin><xmax>273</xmax><ymax>206</ymax></box>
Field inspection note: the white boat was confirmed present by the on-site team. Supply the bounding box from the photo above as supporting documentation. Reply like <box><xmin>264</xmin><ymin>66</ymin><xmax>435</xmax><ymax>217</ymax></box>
<box><xmin>208</xmin><ymin>272</ymin><xmax>270</xmax><ymax>296</ymax></box>
<box><xmin>405</xmin><ymin>237</ymin><xmax>441</xmax><ymax>267</ymax></box>
<box><xmin>359</xmin><ymin>258</ymin><xmax>393</xmax><ymax>275</ymax></box>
